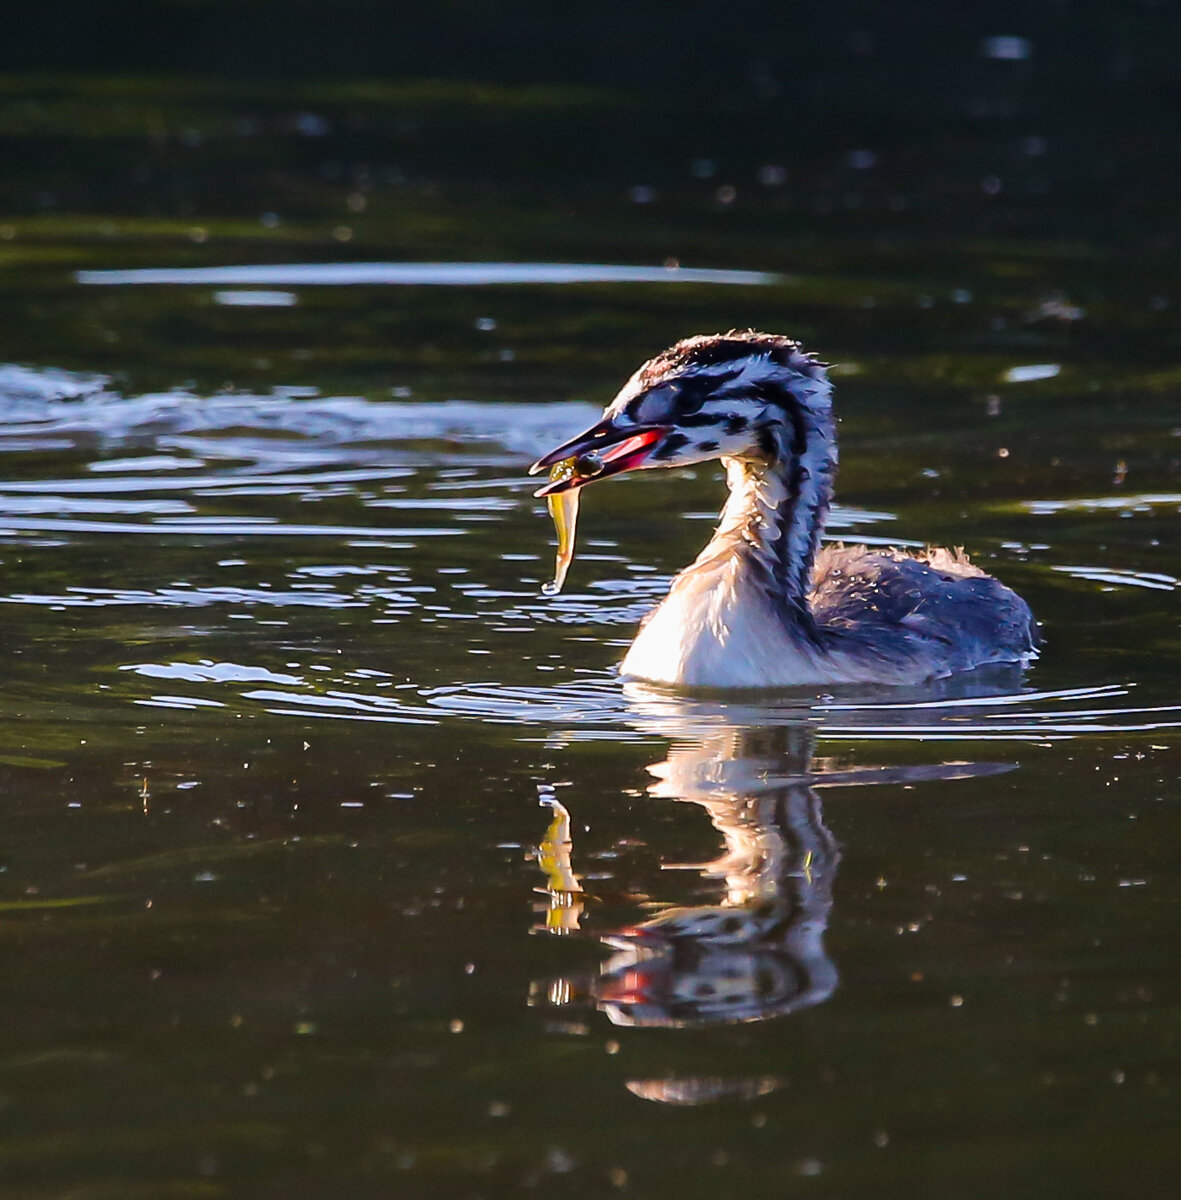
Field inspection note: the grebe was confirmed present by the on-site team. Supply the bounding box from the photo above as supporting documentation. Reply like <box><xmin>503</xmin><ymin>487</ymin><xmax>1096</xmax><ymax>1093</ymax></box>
<box><xmin>531</xmin><ymin>331</ymin><xmax>1038</xmax><ymax>689</ymax></box>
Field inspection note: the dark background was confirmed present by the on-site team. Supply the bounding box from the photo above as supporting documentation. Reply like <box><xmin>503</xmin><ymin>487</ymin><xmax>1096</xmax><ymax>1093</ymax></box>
<box><xmin>2</xmin><ymin>2</ymin><xmax>1178</xmax><ymax>388</ymax></box>
<box><xmin>4</xmin><ymin>1</ymin><xmax>1180</xmax><ymax>245</ymax></box>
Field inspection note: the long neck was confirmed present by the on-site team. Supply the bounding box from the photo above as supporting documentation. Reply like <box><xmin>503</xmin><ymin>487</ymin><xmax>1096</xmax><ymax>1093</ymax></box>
<box><xmin>712</xmin><ymin>406</ymin><xmax>837</xmax><ymax>621</ymax></box>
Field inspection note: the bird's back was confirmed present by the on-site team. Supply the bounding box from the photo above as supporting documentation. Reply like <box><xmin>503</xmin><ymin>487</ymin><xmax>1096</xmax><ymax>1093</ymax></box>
<box><xmin>810</xmin><ymin>544</ymin><xmax>1038</xmax><ymax>679</ymax></box>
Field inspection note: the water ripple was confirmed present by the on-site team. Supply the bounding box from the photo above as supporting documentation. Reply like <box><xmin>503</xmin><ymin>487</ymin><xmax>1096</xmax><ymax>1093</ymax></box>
<box><xmin>0</xmin><ymin>382</ymin><xmax>600</xmax><ymax>466</ymax></box>
<box><xmin>106</xmin><ymin>661</ymin><xmax>1181</xmax><ymax>745</ymax></box>
<box><xmin>1051</xmin><ymin>565</ymin><xmax>1177</xmax><ymax>592</ymax></box>
<box><xmin>1027</xmin><ymin>494</ymin><xmax>1181</xmax><ymax>515</ymax></box>
<box><xmin>0</xmin><ymin>517</ymin><xmax>462</xmax><ymax>539</ymax></box>
<box><xmin>76</xmin><ymin>261</ymin><xmax>781</xmax><ymax>288</ymax></box>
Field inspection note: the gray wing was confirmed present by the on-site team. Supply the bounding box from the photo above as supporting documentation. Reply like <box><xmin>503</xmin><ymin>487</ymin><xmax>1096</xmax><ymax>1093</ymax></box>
<box><xmin>810</xmin><ymin>545</ymin><xmax>1038</xmax><ymax>676</ymax></box>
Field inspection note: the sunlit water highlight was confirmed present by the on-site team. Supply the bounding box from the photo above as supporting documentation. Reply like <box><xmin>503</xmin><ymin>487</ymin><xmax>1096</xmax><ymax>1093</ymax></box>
<box><xmin>76</xmin><ymin>261</ymin><xmax>782</xmax><ymax>287</ymax></box>
<box><xmin>2</xmin><ymin>362</ymin><xmax>1177</xmax><ymax>748</ymax></box>
<box><xmin>0</xmin><ymin>352</ymin><xmax>1171</xmax><ymax>750</ymax></box>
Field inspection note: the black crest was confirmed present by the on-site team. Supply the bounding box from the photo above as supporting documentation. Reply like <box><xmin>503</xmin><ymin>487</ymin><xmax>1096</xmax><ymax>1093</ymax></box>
<box><xmin>636</xmin><ymin>330</ymin><xmax>828</xmax><ymax>390</ymax></box>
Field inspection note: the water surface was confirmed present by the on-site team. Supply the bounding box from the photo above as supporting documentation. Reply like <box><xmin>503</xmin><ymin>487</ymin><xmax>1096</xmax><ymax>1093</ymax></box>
<box><xmin>1</xmin><ymin>67</ymin><xmax>1180</xmax><ymax>1200</ymax></box>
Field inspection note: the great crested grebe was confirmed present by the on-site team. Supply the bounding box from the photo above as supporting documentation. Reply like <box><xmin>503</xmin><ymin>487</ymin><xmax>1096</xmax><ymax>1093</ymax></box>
<box><xmin>531</xmin><ymin>331</ymin><xmax>1038</xmax><ymax>689</ymax></box>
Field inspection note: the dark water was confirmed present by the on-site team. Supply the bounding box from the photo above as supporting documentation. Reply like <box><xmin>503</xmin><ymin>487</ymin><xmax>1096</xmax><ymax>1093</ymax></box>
<box><xmin>2</xmin><ymin>51</ymin><xmax>1180</xmax><ymax>1199</ymax></box>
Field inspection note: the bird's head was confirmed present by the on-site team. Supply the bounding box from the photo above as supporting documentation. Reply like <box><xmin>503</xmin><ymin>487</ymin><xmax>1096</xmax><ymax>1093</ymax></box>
<box><xmin>530</xmin><ymin>331</ymin><xmax>832</xmax><ymax>497</ymax></box>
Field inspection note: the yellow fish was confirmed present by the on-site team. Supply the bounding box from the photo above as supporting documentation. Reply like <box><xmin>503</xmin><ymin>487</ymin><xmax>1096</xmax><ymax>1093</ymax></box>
<box><xmin>541</xmin><ymin>457</ymin><xmax>581</xmax><ymax>596</ymax></box>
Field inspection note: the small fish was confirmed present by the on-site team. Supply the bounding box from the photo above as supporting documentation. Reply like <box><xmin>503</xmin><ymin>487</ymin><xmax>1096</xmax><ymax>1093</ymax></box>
<box><xmin>542</xmin><ymin>457</ymin><xmax>582</xmax><ymax>595</ymax></box>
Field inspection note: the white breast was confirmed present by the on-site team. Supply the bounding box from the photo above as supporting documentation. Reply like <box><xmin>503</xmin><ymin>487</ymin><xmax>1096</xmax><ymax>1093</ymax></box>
<box><xmin>620</xmin><ymin>556</ymin><xmax>849</xmax><ymax>688</ymax></box>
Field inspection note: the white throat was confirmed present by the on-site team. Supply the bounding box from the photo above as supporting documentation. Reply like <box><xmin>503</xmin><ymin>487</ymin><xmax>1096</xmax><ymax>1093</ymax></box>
<box><xmin>620</xmin><ymin>395</ymin><xmax>842</xmax><ymax>689</ymax></box>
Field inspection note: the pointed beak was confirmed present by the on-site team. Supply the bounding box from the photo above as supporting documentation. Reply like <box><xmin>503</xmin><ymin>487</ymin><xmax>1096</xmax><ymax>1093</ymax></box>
<box><xmin>529</xmin><ymin>418</ymin><xmax>669</xmax><ymax>497</ymax></box>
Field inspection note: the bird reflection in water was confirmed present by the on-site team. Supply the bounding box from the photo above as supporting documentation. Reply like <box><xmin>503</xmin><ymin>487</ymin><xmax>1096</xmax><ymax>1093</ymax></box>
<box><xmin>598</xmin><ymin>722</ymin><xmax>839</xmax><ymax>1028</ymax></box>
<box><xmin>531</xmin><ymin>694</ymin><xmax>1013</xmax><ymax>1038</ymax></box>
<box><xmin>532</xmin><ymin>721</ymin><xmax>839</xmax><ymax>1030</ymax></box>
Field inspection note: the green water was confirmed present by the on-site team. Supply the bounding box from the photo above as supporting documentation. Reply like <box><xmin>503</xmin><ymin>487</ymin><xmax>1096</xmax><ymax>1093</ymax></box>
<box><xmin>1</xmin><ymin>47</ymin><xmax>1180</xmax><ymax>1199</ymax></box>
